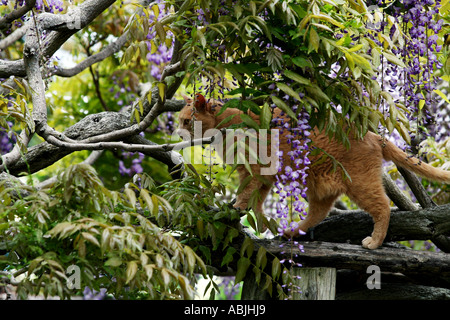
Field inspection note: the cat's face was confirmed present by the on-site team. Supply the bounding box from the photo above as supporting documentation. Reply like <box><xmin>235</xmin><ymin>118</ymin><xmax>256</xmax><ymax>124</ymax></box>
<box><xmin>177</xmin><ymin>94</ymin><xmax>216</xmax><ymax>139</ymax></box>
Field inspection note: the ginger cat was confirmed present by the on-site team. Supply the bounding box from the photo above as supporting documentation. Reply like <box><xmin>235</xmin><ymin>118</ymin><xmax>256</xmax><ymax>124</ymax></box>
<box><xmin>177</xmin><ymin>94</ymin><xmax>450</xmax><ymax>249</ymax></box>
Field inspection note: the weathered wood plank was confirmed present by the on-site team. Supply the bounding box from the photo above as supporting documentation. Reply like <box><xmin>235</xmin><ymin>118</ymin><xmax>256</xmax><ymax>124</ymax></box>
<box><xmin>291</xmin><ymin>267</ymin><xmax>336</xmax><ymax>300</ymax></box>
<box><xmin>247</xmin><ymin>240</ymin><xmax>450</xmax><ymax>286</ymax></box>
<box><xmin>297</xmin><ymin>203</ymin><xmax>450</xmax><ymax>252</ymax></box>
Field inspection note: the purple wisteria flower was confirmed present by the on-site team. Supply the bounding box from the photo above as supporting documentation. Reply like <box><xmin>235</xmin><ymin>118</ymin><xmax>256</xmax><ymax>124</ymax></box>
<box><xmin>146</xmin><ymin>0</ymin><xmax>174</xmax><ymax>80</ymax></box>
<box><xmin>0</xmin><ymin>122</ymin><xmax>16</xmax><ymax>155</ymax></box>
<box><xmin>271</xmin><ymin>104</ymin><xmax>311</xmax><ymax>238</ymax></box>
<box><xmin>119</xmin><ymin>152</ymin><xmax>144</xmax><ymax>176</ymax></box>
<box><xmin>83</xmin><ymin>287</ymin><xmax>109</xmax><ymax>300</ymax></box>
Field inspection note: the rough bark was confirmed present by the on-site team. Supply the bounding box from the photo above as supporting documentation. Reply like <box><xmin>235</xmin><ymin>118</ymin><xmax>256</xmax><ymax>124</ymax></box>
<box><xmin>299</xmin><ymin>204</ymin><xmax>450</xmax><ymax>252</ymax></box>
<box><xmin>336</xmin><ymin>270</ymin><xmax>450</xmax><ymax>300</ymax></box>
<box><xmin>5</xmin><ymin>98</ymin><xmax>186</xmax><ymax>176</ymax></box>
<box><xmin>243</xmin><ymin>239</ymin><xmax>450</xmax><ymax>289</ymax></box>
<box><xmin>0</xmin><ymin>0</ymin><xmax>117</xmax><ymax>78</ymax></box>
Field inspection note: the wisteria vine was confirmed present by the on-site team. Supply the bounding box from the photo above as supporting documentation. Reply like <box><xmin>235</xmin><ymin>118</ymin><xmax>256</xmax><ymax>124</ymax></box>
<box><xmin>368</xmin><ymin>0</ymin><xmax>445</xmax><ymax>149</ymax></box>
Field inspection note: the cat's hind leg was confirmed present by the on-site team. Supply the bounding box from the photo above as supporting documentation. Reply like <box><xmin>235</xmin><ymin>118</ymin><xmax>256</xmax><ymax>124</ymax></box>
<box><xmin>346</xmin><ymin>182</ymin><xmax>391</xmax><ymax>250</ymax></box>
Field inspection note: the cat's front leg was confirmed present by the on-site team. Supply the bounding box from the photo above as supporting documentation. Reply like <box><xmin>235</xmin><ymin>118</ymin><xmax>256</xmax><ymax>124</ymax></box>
<box><xmin>283</xmin><ymin>195</ymin><xmax>337</xmax><ymax>239</ymax></box>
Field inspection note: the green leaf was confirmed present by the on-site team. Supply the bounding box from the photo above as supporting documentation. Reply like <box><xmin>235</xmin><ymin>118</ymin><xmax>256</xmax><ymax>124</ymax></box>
<box><xmin>151</xmin><ymin>194</ymin><xmax>159</xmax><ymax>216</ymax></box>
<box><xmin>240</xmin><ymin>113</ymin><xmax>260</xmax><ymax>130</ymax></box>
<box><xmin>183</xmin><ymin>246</ymin><xmax>197</xmax><ymax>274</ymax></box>
<box><xmin>305</xmin><ymin>85</ymin><xmax>330</xmax><ymax>102</ymax></box>
<box><xmin>155</xmin><ymin>21</ymin><xmax>166</xmax><ymax>44</ymax></box>
<box><xmin>240</xmin><ymin>100</ymin><xmax>261</xmax><ymax>115</ymax></box>
<box><xmin>140</xmin><ymin>189</ymin><xmax>153</xmax><ymax>213</ymax></box>
<box><xmin>133</xmin><ymin>108</ymin><xmax>141</xmax><ymax>124</ymax></box>
<box><xmin>267</xmin><ymin>47</ymin><xmax>283</xmax><ymax>71</ymax></box>
<box><xmin>221</xmin><ymin>247</ymin><xmax>237</xmax><ymax>267</ymax></box>
<box><xmin>160</xmin><ymin>268</ymin><xmax>170</xmax><ymax>287</ymax></box>
<box><xmin>310</xmin><ymin>13</ymin><xmax>345</xmax><ymax>28</ymax></box>
<box><xmin>246</xmin><ymin>213</ymin><xmax>257</xmax><ymax>230</ymax></box>
<box><xmin>157</xmin><ymin>82</ymin><xmax>166</xmax><ymax>102</ymax></box>
<box><xmin>144</xmin><ymin>264</ymin><xmax>154</xmax><ymax>279</ymax></box>
<box><xmin>276</xmin><ymin>82</ymin><xmax>301</xmax><ymax>101</ymax></box>
<box><xmin>345</xmin><ymin>52</ymin><xmax>355</xmax><ymax>71</ymax></box>
<box><xmin>124</xmin><ymin>187</ymin><xmax>136</xmax><ymax>208</ymax></box>
<box><xmin>347</xmin><ymin>43</ymin><xmax>364</xmax><ymax>53</ymax></box>
<box><xmin>395</xmin><ymin>122</ymin><xmax>411</xmax><ymax>145</ymax></box>
<box><xmin>262</xmin><ymin>274</ymin><xmax>273</xmax><ymax>294</ymax></box>
<box><xmin>284</xmin><ymin>70</ymin><xmax>311</xmax><ymax>86</ymax></box>
<box><xmin>217</xmin><ymin>99</ymin><xmax>239</xmax><ymax>116</ymax></box>
<box><xmin>197</xmin><ymin>28</ymin><xmax>206</xmax><ymax>48</ymax></box>
<box><xmin>236</xmin><ymin>175</ymin><xmax>253</xmax><ymax>195</ymax></box>
<box><xmin>252</xmin><ymin>266</ymin><xmax>262</xmax><ymax>284</ymax></box>
<box><xmin>352</xmin><ymin>53</ymin><xmax>373</xmax><ymax>71</ymax></box>
<box><xmin>150</xmin><ymin>40</ymin><xmax>158</xmax><ymax>54</ymax></box>
<box><xmin>235</xmin><ymin>257</ymin><xmax>251</xmax><ymax>283</ymax></box>
<box><xmin>292</xmin><ymin>56</ymin><xmax>313</xmax><ymax>69</ymax></box>
<box><xmin>105</xmin><ymin>257</ymin><xmax>122</xmax><ymax>267</ymax></box>
<box><xmin>81</xmin><ymin>232</ymin><xmax>100</xmax><ymax>247</ymax></box>
<box><xmin>240</xmin><ymin>237</ymin><xmax>254</xmax><ymax>258</ymax></box>
<box><xmin>139</xmin><ymin>42</ymin><xmax>148</xmax><ymax>62</ymax></box>
<box><xmin>381</xmin><ymin>51</ymin><xmax>406</xmax><ymax>68</ymax></box>
<box><xmin>260</xmin><ymin>103</ymin><xmax>272</xmax><ymax>129</ymax></box>
<box><xmin>271</xmin><ymin>96</ymin><xmax>296</xmax><ymax>119</ymax></box>
<box><xmin>272</xmin><ymin>257</ymin><xmax>281</xmax><ymax>280</ymax></box>
<box><xmin>151</xmin><ymin>3</ymin><xmax>159</xmax><ymax>18</ymax></box>
<box><xmin>308</xmin><ymin>27</ymin><xmax>320</xmax><ymax>53</ymax></box>
<box><xmin>125</xmin><ymin>261</ymin><xmax>138</xmax><ymax>284</ymax></box>
<box><xmin>255</xmin><ymin>246</ymin><xmax>267</xmax><ymax>270</ymax></box>
<box><xmin>433</xmin><ymin>89</ymin><xmax>450</xmax><ymax>104</ymax></box>
<box><xmin>215</xmin><ymin>114</ymin><xmax>237</xmax><ymax>128</ymax></box>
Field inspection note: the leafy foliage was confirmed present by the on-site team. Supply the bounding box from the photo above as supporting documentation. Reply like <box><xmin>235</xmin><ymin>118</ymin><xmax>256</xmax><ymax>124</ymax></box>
<box><xmin>0</xmin><ymin>165</ymin><xmax>206</xmax><ymax>299</ymax></box>
<box><xmin>2</xmin><ymin>0</ymin><xmax>450</xmax><ymax>300</ymax></box>
<box><xmin>148</xmin><ymin>0</ymin><xmax>411</xmax><ymax>145</ymax></box>
<box><xmin>0</xmin><ymin>163</ymin><xmax>290</xmax><ymax>299</ymax></box>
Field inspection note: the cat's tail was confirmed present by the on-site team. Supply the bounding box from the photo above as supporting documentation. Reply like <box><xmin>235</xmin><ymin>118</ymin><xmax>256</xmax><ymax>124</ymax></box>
<box><xmin>381</xmin><ymin>136</ymin><xmax>450</xmax><ymax>183</ymax></box>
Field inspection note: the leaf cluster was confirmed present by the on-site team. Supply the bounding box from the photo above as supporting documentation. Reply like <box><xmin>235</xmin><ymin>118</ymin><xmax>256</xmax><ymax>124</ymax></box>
<box><xmin>159</xmin><ymin>166</ymin><xmax>291</xmax><ymax>299</ymax></box>
<box><xmin>0</xmin><ymin>165</ymin><xmax>205</xmax><ymax>300</ymax></box>
<box><xmin>160</xmin><ymin>0</ymin><xmax>412</xmax><ymax>146</ymax></box>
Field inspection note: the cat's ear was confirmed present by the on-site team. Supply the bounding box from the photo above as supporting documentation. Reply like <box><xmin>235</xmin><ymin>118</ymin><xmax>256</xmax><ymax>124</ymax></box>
<box><xmin>194</xmin><ymin>94</ymin><xmax>212</xmax><ymax>113</ymax></box>
<box><xmin>182</xmin><ymin>94</ymin><xmax>193</xmax><ymax>104</ymax></box>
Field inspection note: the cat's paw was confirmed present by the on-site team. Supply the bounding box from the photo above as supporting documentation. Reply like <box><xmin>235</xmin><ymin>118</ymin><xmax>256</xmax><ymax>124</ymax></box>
<box><xmin>283</xmin><ymin>227</ymin><xmax>301</xmax><ymax>239</ymax></box>
<box><xmin>362</xmin><ymin>236</ymin><xmax>382</xmax><ymax>250</ymax></box>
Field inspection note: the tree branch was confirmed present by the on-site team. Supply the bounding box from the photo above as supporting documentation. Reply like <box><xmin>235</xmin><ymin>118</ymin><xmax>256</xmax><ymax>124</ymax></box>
<box><xmin>51</xmin><ymin>31</ymin><xmax>129</xmax><ymax>78</ymax></box>
<box><xmin>3</xmin><ymin>99</ymin><xmax>185</xmax><ymax>176</ymax></box>
<box><xmin>0</xmin><ymin>0</ymin><xmax>36</xmax><ymax>31</ymax></box>
<box><xmin>382</xmin><ymin>170</ymin><xmax>418</xmax><ymax>211</ymax></box>
<box><xmin>398</xmin><ymin>167</ymin><xmax>437</xmax><ymax>208</ymax></box>
<box><xmin>300</xmin><ymin>203</ymin><xmax>450</xmax><ymax>252</ymax></box>
<box><xmin>0</xmin><ymin>0</ymin><xmax>117</xmax><ymax>78</ymax></box>
<box><xmin>0</xmin><ymin>24</ymin><xmax>28</xmax><ymax>50</ymax></box>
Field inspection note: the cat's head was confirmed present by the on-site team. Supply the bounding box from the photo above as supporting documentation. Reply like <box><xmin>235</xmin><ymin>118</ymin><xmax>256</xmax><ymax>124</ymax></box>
<box><xmin>177</xmin><ymin>93</ymin><xmax>217</xmax><ymax>139</ymax></box>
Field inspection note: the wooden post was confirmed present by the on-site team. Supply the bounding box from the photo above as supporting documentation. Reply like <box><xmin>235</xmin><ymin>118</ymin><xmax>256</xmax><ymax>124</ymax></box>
<box><xmin>291</xmin><ymin>267</ymin><xmax>336</xmax><ymax>300</ymax></box>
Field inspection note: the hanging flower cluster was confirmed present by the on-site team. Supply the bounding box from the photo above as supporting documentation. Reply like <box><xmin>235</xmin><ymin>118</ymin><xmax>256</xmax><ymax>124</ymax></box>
<box><xmin>399</xmin><ymin>0</ymin><xmax>444</xmax><ymax>146</ymax></box>
<box><xmin>0</xmin><ymin>121</ymin><xmax>16</xmax><ymax>155</ymax></box>
<box><xmin>272</xmin><ymin>103</ymin><xmax>311</xmax><ymax>237</ymax></box>
<box><xmin>118</xmin><ymin>151</ymin><xmax>144</xmax><ymax>177</ymax></box>
<box><xmin>146</xmin><ymin>0</ymin><xmax>173</xmax><ymax>80</ymax></box>
<box><xmin>269</xmin><ymin>102</ymin><xmax>310</xmax><ymax>298</ymax></box>
<box><xmin>367</xmin><ymin>0</ymin><xmax>444</xmax><ymax>149</ymax></box>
